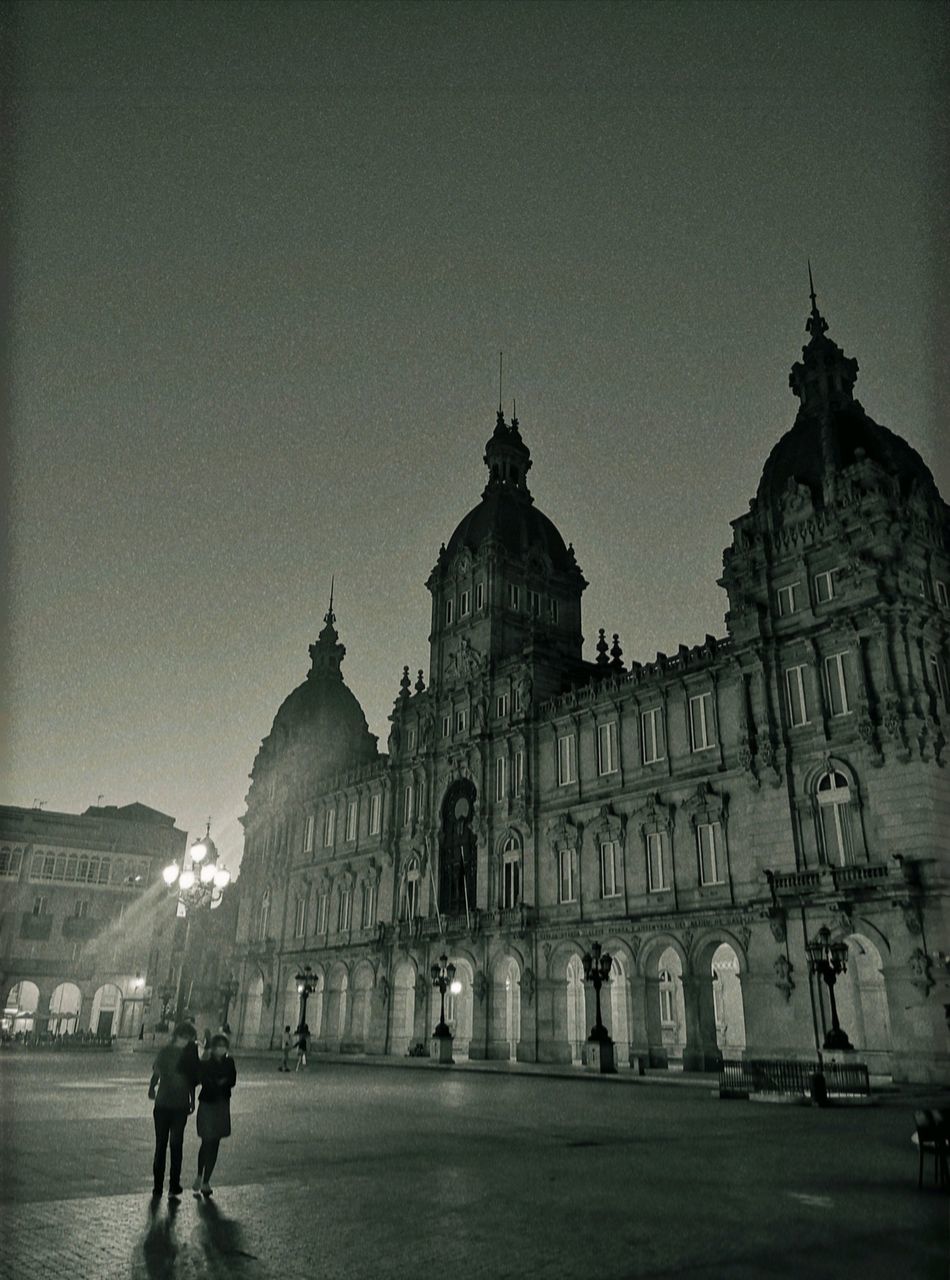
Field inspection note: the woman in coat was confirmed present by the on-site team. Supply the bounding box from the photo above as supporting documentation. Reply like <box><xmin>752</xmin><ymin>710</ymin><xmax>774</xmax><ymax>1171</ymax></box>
<box><xmin>193</xmin><ymin>1033</ymin><xmax>237</xmax><ymax>1196</ymax></box>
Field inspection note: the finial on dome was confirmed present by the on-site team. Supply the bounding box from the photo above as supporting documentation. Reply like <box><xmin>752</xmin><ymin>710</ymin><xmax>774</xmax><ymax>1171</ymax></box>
<box><xmin>805</xmin><ymin>259</ymin><xmax>828</xmax><ymax>340</ymax></box>
<box><xmin>325</xmin><ymin>574</ymin><xmax>336</xmax><ymax>626</ymax></box>
<box><xmin>596</xmin><ymin>628</ymin><xmax>609</xmax><ymax>666</ymax></box>
<box><xmin>399</xmin><ymin>665</ymin><xmax>412</xmax><ymax>698</ymax></box>
<box><xmin>609</xmin><ymin>633</ymin><xmax>624</xmax><ymax>672</ymax></box>
<box><xmin>498</xmin><ymin>350</ymin><xmax>503</xmax><ymax>414</ymax></box>
<box><xmin>414</xmin><ymin>669</ymin><xmax>426</xmax><ymax>693</ymax></box>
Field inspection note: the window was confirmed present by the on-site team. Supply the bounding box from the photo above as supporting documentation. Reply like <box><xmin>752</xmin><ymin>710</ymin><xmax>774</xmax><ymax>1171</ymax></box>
<box><xmin>0</xmin><ymin>848</ymin><xmax>22</xmax><ymax>878</ymax></box>
<box><xmin>508</xmin><ymin>583</ymin><xmax>520</xmax><ymax>611</ymax></box>
<box><xmin>345</xmin><ymin>800</ymin><xmax>358</xmax><ymax>842</ymax></box>
<box><xmin>824</xmin><ymin>652</ymin><xmax>851</xmax><ymax>717</ymax></box>
<box><xmin>600</xmin><ymin>840</ymin><xmax>621</xmax><ymax>898</ymax></box>
<box><xmin>549</xmin><ymin>598</ymin><xmax>559</xmax><ymax>624</ymax></box>
<box><xmin>936</xmin><ymin>579</ymin><xmax>949</xmax><ymax>609</ymax></box>
<box><xmin>816</xmin><ymin>770</ymin><xmax>854</xmax><ymax>866</ymax></box>
<box><xmin>455</xmin><ymin>709</ymin><xmax>467</xmax><ymax>734</ymax></box>
<box><xmin>74</xmin><ymin>899</ymin><xmax>90</xmax><ymax>918</ymax></box>
<box><xmin>689</xmin><ymin>693</ymin><xmax>714</xmax><ymax>751</ymax></box>
<box><xmin>403</xmin><ymin>860</ymin><xmax>420</xmax><ymax>920</ymax></box>
<box><xmin>459</xmin><ymin>589</ymin><xmax>471</xmax><ymax>617</ymax></box>
<box><xmin>916</xmin><ymin>578</ymin><xmax>926</xmax><ymax>598</ymax></box>
<box><xmin>294</xmin><ymin>897</ymin><xmax>306</xmax><ymax>937</ymax></box>
<box><xmin>659</xmin><ymin>970</ymin><xmax>676</xmax><ymax>1026</ymax></box>
<box><xmin>558</xmin><ymin>848</ymin><xmax>577</xmax><ymax>902</ymax></box>
<box><xmin>322</xmin><ymin>808</ymin><xmax>335</xmax><ymax>847</ymax></box>
<box><xmin>403</xmin><ymin>784</ymin><xmax>414</xmax><ymax>827</ymax></box>
<box><xmin>445</xmin><ymin>599</ymin><xmax>454</xmax><ymax>626</ymax></box>
<box><xmin>32</xmin><ymin>895</ymin><xmax>47</xmax><ymax>916</ymax></box>
<box><xmin>647</xmin><ymin>831</ymin><xmax>668</xmax><ymax>892</ymax></box>
<box><xmin>502</xmin><ymin>834</ymin><xmax>520</xmax><ymax>909</ymax></box>
<box><xmin>785</xmin><ymin>665</ymin><xmax>809</xmax><ymax>727</ymax></box>
<box><xmin>407</xmin><ymin>727</ymin><xmax>416</xmax><ymax>752</ymax></box>
<box><xmin>361</xmin><ymin>882</ymin><xmax>377</xmax><ymax>929</ymax></box>
<box><xmin>528</xmin><ymin>589</ymin><xmax>542</xmax><ymax>616</ymax></box>
<box><xmin>303</xmin><ymin>814</ymin><xmax>315</xmax><ymax>853</ymax></box>
<box><xmin>641</xmin><ymin>707</ymin><xmax>664</xmax><ymax>764</ymax></box>
<box><xmin>496</xmin><ymin>692</ymin><xmax>510</xmax><ymax>718</ymax></box>
<box><xmin>442</xmin><ymin>715</ymin><xmax>451</xmax><ymax>738</ymax></box>
<box><xmin>777</xmin><ymin>582</ymin><xmax>800</xmax><ymax>617</ymax></box>
<box><xmin>513</xmin><ymin>686</ymin><xmax>522</xmax><ymax>713</ymax></box>
<box><xmin>697</xmin><ymin>823</ymin><xmax>724</xmax><ymax>885</ymax></box>
<box><xmin>557</xmin><ymin>734</ymin><xmax>577</xmax><ymax>786</ymax></box>
<box><xmin>475</xmin><ymin>582</ymin><xmax>485</xmax><ymax>611</ymax></box>
<box><xmin>814</xmin><ymin>569</ymin><xmax>837</xmax><ymax>603</ymax></box>
<box><xmin>338</xmin><ymin>887</ymin><xmax>352</xmax><ymax>932</ymax></box>
<box><xmin>369</xmin><ymin>793</ymin><xmax>381</xmax><ymax>836</ymax></box>
<box><xmin>597</xmin><ymin>721</ymin><xmax>618</xmax><ymax>775</ymax></box>
<box><xmin>258</xmin><ymin>889</ymin><xmax>270</xmax><ymax>940</ymax></box>
<box><xmin>513</xmin><ymin>749</ymin><xmax>524</xmax><ymax>797</ymax></box>
<box><xmin>495</xmin><ymin>756</ymin><xmax>508</xmax><ymax>803</ymax></box>
<box><xmin>316</xmin><ymin>893</ymin><xmax>329</xmax><ymax>934</ymax></box>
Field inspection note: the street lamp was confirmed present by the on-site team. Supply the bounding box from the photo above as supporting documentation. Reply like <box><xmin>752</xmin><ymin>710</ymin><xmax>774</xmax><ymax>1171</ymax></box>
<box><xmin>219</xmin><ymin>974</ymin><xmax>239</xmax><ymax>1030</ymax></box>
<box><xmin>805</xmin><ymin>926</ymin><xmax>854</xmax><ymax>1052</ymax></box>
<box><xmin>295</xmin><ymin>965</ymin><xmax>318</xmax><ymax>1034</ymax></box>
<box><xmin>430</xmin><ymin>953</ymin><xmax>456</xmax><ymax>1064</ymax></box>
<box><xmin>582</xmin><ymin>941</ymin><xmax>616</xmax><ymax>1073</ymax></box>
<box><xmin>163</xmin><ymin>822</ymin><xmax>232</xmax><ymax>910</ymax></box>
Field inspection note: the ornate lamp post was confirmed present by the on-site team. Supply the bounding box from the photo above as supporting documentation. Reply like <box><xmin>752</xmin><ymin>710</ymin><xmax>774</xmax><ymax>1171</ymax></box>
<box><xmin>220</xmin><ymin>974</ymin><xmax>239</xmax><ymax>1031</ymax></box>
<box><xmin>295</xmin><ymin>965</ymin><xmax>318</xmax><ymax>1034</ymax></box>
<box><xmin>156</xmin><ymin>982</ymin><xmax>176</xmax><ymax>1030</ymax></box>
<box><xmin>582</xmin><ymin>941</ymin><xmax>616</xmax><ymax>1073</ymax></box>
<box><xmin>162</xmin><ymin>823</ymin><xmax>232</xmax><ymax>1021</ymax></box>
<box><xmin>805</xmin><ymin>926</ymin><xmax>854</xmax><ymax>1052</ymax></box>
<box><xmin>430</xmin><ymin>953</ymin><xmax>458</xmax><ymax>1064</ymax></box>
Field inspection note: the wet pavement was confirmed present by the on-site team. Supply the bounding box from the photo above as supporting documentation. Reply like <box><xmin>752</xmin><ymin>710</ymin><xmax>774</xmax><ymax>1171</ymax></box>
<box><xmin>0</xmin><ymin>1052</ymin><xmax>946</xmax><ymax>1278</ymax></box>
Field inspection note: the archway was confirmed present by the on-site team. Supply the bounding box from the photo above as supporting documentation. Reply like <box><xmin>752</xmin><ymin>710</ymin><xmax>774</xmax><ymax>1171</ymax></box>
<box><xmin>488</xmin><ymin>955</ymin><xmax>521</xmax><ymax>1061</ymax></box>
<box><xmin>3</xmin><ymin>981</ymin><xmax>39</xmax><ymax>1035</ymax></box>
<box><xmin>644</xmin><ymin>945</ymin><xmax>686</xmax><ymax>1069</ymax></box>
<box><xmin>444</xmin><ymin>956</ymin><xmax>474</xmax><ymax>1059</ymax></box>
<box><xmin>325</xmin><ymin>966</ymin><xmax>349</xmax><ymax>1045</ymax></box>
<box><xmin>390</xmin><ymin>960</ymin><xmax>417</xmax><ymax>1056</ymax></box>
<box><xmin>834</xmin><ymin>933</ymin><xmax>892</xmax><ymax>1066</ymax></box>
<box><xmin>710</xmin><ymin>943</ymin><xmax>746</xmax><ymax>1054</ymax></box>
<box><xmin>242</xmin><ymin>972</ymin><xmax>264</xmax><ymax>1045</ymax></box>
<box><xmin>439</xmin><ymin>779</ymin><xmax>478</xmax><ymax>917</ymax></box>
<box><xmin>48</xmin><ymin>982</ymin><xmax>82</xmax><ymax>1035</ymax></box>
<box><xmin>566</xmin><ymin>954</ymin><xmax>586</xmax><ymax>1066</ymax></box>
<box><xmin>349</xmin><ymin>964</ymin><xmax>375</xmax><ymax>1049</ymax></box>
<box><xmin>608</xmin><ymin>957</ymin><xmax>631</xmax><ymax>1068</ymax></box>
<box><xmin>90</xmin><ymin>983</ymin><xmax>123</xmax><ymax>1038</ymax></box>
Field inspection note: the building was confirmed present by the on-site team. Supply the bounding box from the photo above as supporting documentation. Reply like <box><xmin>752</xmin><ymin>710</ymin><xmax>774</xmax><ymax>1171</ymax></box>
<box><xmin>231</xmin><ymin>292</ymin><xmax>950</xmax><ymax>1083</ymax></box>
<box><xmin>0</xmin><ymin>802</ymin><xmax>187</xmax><ymax>1040</ymax></box>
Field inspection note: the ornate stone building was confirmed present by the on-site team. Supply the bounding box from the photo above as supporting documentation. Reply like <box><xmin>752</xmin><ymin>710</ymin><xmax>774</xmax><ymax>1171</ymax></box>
<box><xmin>232</xmin><ymin>293</ymin><xmax>949</xmax><ymax>1083</ymax></box>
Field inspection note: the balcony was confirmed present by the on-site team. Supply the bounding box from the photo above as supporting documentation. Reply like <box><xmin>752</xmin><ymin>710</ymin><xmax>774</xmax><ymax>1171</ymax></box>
<box><xmin>767</xmin><ymin>861</ymin><xmax>891</xmax><ymax>898</ymax></box>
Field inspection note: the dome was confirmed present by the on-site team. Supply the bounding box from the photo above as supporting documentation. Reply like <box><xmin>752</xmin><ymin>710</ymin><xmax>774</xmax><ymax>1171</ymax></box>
<box><xmin>446</xmin><ymin>487</ymin><xmax>573</xmax><ymax>572</ymax></box>
<box><xmin>444</xmin><ymin>408</ymin><xmax>574</xmax><ymax>573</ymax></box>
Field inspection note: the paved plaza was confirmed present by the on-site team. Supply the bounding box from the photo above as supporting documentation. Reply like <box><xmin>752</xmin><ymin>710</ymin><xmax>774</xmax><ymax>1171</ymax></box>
<box><xmin>0</xmin><ymin>1053</ymin><xmax>947</xmax><ymax>1279</ymax></box>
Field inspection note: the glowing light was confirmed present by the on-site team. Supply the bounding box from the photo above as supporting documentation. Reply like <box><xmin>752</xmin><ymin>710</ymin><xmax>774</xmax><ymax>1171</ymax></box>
<box><xmin>213</xmin><ymin>867</ymin><xmax>231</xmax><ymax>890</ymax></box>
<box><xmin>132</xmin><ymin>977</ymin><xmax>145</xmax><ymax>990</ymax></box>
<box><xmin>162</xmin><ymin>864</ymin><xmax>180</xmax><ymax>886</ymax></box>
<box><xmin>179</xmin><ymin>869</ymin><xmax>196</xmax><ymax>891</ymax></box>
<box><xmin>200</xmin><ymin>861</ymin><xmax>216</xmax><ymax>884</ymax></box>
<box><xmin>297</xmin><ymin>984</ymin><xmax>305</xmax><ymax>994</ymax></box>
<box><xmin>450</xmin><ymin>980</ymin><xmax>462</xmax><ymax>996</ymax></box>
<box><xmin>190</xmin><ymin>840</ymin><xmax>208</xmax><ymax>862</ymax></box>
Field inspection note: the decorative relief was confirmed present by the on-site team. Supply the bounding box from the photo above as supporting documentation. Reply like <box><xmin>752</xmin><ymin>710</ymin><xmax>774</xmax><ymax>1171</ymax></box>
<box><xmin>521</xmin><ymin>967</ymin><xmax>536</xmax><ymax>1004</ymax></box>
<box><xmin>908</xmin><ymin>949</ymin><xmax>934</xmax><ymax>996</ymax></box>
<box><xmin>473</xmin><ymin>971</ymin><xmax>488</xmax><ymax>1003</ymax></box>
<box><xmin>773</xmin><ymin>954</ymin><xmax>794</xmax><ymax>1002</ymax></box>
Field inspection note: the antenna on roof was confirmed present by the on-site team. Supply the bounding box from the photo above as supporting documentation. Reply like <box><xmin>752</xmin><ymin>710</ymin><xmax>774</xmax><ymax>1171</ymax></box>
<box><xmin>498</xmin><ymin>351</ymin><xmax>503</xmax><ymax>413</ymax></box>
<box><xmin>32</xmin><ymin>798</ymin><xmax>47</xmax><ymax>810</ymax></box>
<box><xmin>807</xmin><ymin>258</ymin><xmax>817</xmax><ymax>311</ymax></box>
<box><xmin>97</xmin><ymin>794</ymin><xmax>104</xmax><ymax>806</ymax></box>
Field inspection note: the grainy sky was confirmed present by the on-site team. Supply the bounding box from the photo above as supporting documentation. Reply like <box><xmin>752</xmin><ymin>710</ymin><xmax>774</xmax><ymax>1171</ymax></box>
<box><xmin>4</xmin><ymin>0</ymin><xmax>948</xmax><ymax>874</ymax></box>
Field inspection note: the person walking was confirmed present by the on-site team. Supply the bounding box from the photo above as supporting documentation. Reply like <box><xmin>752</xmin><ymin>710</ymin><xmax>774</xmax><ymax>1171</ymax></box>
<box><xmin>280</xmin><ymin>1026</ymin><xmax>292</xmax><ymax>1072</ymax></box>
<box><xmin>295</xmin><ymin>1023</ymin><xmax>310</xmax><ymax>1072</ymax></box>
<box><xmin>148</xmin><ymin>1021</ymin><xmax>200</xmax><ymax>1198</ymax></box>
<box><xmin>193</xmin><ymin>1033</ymin><xmax>237</xmax><ymax>1197</ymax></box>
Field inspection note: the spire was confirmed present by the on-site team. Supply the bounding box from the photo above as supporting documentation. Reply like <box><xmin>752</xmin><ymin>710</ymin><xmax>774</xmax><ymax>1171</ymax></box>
<box><xmin>789</xmin><ymin>274</ymin><xmax>858</xmax><ymax>416</ymax></box>
<box><xmin>308</xmin><ymin>581</ymin><xmax>346</xmax><ymax>679</ymax></box>
<box><xmin>805</xmin><ymin>259</ymin><xmax>828</xmax><ymax>340</ymax></box>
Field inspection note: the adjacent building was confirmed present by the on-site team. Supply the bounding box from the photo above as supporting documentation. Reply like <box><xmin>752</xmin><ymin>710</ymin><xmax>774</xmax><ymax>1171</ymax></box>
<box><xmin>0</xmin><ymin>802</ymin><xmax>187</xmax><ymax>1039</ymax></box>
<box><xmin>231</xmin><ymin>293</ymin><xmax>949</xmax><ymax>1083</ymax></box>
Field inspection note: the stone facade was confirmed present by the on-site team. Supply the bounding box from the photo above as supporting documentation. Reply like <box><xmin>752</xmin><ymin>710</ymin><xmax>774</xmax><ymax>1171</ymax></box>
<box><xmin>0</xmin><ymin>802</ymin><xmax>187</xmax><ymax>1039</ymax></box>
<box><xmin>232</xmin><ymin>295</ymin><xmax>950</xmax><ymax>1083</ymax></box>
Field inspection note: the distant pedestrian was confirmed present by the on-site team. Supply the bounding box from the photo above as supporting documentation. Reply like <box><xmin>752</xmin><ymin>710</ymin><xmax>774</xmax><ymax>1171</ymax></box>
<box><xmin>280</xmin><ymin>1026</ymin><xmax>292</xmax><ymax>1072</ymax></box>
<box><xmin>193</xmin><ymin>1033</ymin><xmax>237</xmax><ymax>1198</ymax></box>
<box><xmin>148</xmin><ymin>1022</ymin><xmax>200</xmax><ymax>1198</ymax></box>
<box><xmin>295</xmin><ymin>1023</ymin><xmax>310</xmax><ymax>1071</ymax></box>
<box><xmin>202</xmin><ymin>1027</ymin><xmax>212</xmax><ymax>1055</ymax></box>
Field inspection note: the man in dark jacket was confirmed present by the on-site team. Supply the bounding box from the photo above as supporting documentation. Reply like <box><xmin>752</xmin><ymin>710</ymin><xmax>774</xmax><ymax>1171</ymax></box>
<box><xmin>148</xmin><ymin>1021</ymin><xmax>200</xmax><ymax>1198</ymax></box>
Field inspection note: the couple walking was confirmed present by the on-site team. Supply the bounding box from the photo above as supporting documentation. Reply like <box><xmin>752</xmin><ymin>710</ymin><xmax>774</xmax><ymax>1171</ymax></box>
<box><xmin>280</xmin><ymin>1022</ymin><xmax>310</xmax><ymax>1071</ymax></box>
<box><xmin>149</xmin><ymin>1021</ymin><xmax>237</xmax><ymax>1199</ymax></box>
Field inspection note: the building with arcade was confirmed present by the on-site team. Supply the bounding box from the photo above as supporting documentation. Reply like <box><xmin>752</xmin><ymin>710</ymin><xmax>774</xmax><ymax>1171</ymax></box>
<box><xmin>231</xmin><ymin>292</ymin><xmax>949</xmax><ymax>1083</ymax></box>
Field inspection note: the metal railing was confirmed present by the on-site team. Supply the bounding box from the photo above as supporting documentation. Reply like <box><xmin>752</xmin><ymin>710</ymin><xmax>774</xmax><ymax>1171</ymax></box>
<box><xmin>719</xmin><ymin>1057</ymin><xmax>870</xmax><ymax>1099</ymax></box>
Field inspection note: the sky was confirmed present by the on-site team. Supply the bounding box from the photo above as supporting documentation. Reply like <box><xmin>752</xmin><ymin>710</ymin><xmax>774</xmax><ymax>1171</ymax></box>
<box><xmin>4</xmin><ymin>0</ymin><xmax>948</xmax><ymax>876</ymax></box>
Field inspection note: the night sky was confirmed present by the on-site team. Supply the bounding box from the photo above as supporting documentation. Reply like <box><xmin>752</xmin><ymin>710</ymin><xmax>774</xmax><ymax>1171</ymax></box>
<box><xmin>5</xmin><ymin>0</ymin><xmax>948</xmax><ymax>875</ymax></box>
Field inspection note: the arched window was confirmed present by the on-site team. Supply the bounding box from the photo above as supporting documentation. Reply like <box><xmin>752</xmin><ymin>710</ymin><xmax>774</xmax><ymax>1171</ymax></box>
<box><xmin>258</xmin><ymin>889</ymin><xmax>270</xmax><ymax>941</ymax></box>
<box><xmin>501</xmin><ymin>833</ymin><xmax>521</xmax><ymax>909</ymax></box>
<box><xmin>402</xmin><ymin>858</ymin><xmax>420</xmax><ymax>921</ymax></box>
<box><xmin>659</xmin><ymin>969</ymin><xmax>676</xmax><ymax>1026</ymax></box>
<box><xmin>816</xmin><ymin>770</ymin><xmax>854</xmax><ymax>866</ymax></box>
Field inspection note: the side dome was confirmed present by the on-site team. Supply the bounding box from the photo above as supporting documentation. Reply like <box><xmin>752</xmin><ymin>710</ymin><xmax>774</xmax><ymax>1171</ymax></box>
<box><xmin>246</xmin><ymin>603</ymin><xmax>378</xmax><ymax>807</ymax></box>
<box><xmin>444</xmin><ymin>409</ymin><xmax>573</xmax><ymax>572</ymax></box>
<box><xmin>757</xmin><ymin>285</ymin><xmax>939</xmax><ymax>515</ymax></box>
